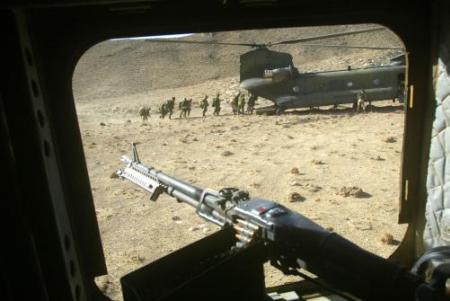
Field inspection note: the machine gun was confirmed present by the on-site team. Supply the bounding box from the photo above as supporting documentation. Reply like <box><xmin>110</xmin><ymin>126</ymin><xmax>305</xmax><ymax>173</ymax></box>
<box><xmin>117</xmin><ymin>143</ymin><xmax>448</xmax><ymax>301</ymax></box>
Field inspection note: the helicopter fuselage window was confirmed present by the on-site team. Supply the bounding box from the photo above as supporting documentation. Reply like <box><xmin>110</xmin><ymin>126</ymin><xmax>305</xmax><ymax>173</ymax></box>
<box><xmin>73</xmin><ymin>25</ymin><xmax>406</xmax><ymax>300</ymax></box>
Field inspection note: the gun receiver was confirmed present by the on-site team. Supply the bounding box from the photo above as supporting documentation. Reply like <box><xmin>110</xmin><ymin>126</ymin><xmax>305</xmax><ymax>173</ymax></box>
<box><xmin>118</xmin><ymin>143</ymin><xmax>423</xmax><ymax>301</ymax></box>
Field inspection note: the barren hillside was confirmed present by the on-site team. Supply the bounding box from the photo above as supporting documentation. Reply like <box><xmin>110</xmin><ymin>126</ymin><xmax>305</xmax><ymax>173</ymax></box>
<box><xmin>73</xmin><ymin>24</ymin><xmax>403</xmax><ymax>101</ymax></box>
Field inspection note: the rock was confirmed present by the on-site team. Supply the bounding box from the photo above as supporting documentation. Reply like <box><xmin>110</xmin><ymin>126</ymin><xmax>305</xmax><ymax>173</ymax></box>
<box><xmin>337</xmin><ymin>186</ymin><xmax>368</xmax><ymax>198</ymax></box>
<box><xmin>312</xmin><ymin>159</ymin><xmax>325</xmax><ymax>165</ymax></box>
<box><xmin>189</xmin><ymin>226</ymin><xmax>200</xmax><ymax>232</ymax></box>
<box><xmin>289</xmin><ymin>180</ymin><xmax>302</xmax><ymax>186</ymax></box>
<box><xmin>372</xmin><ymin>155</ymin><xmax>385</xmax><ymax>161</ymax></box>
<box><xmin>172</xmin><ymin>216</ymin><xmax>181</xmax><ymax>222</ymax></box>
<box><xmin>290</xmin><ymin>167</ymin><xmax>300</xmax><ymax>174</ymax></box>
<box><xmin>99</xmin><ymin>122</ymin><xmax>106</xmax><ymax>126</ymax></box>
<box><xmin>381</xmin><ymin>233</ymin><xmax>395</xmax><ymax>245</ymax></box>
<box><xmin>383</xmin><ymin>136</ymin><xmax>397</xmax><ymax>143</ymax></box>
<box><xmin>221</xmin><ymin>150</ymin><xmax>234</xmax><ymax>157</ymax></box>
<box><xmin>307</xmin><ymin>184</ymin><xmax>322</xmax><ymax>193</ymax></box>
<box><xmin>109</xmin><ymin>172</ymin><xmax>119</xmax><ymax>179</ymax></box>
<box><xmin>130</xmin><ymin>254</ymin><xmax>146</xmax><ymax>263</ymax></box>
<box><xmin>96</xmin><ymin>275</ymin><xmax>114</xmax><ymax>295</ymax></box>
<box><xmin>289</xmin><ymin>192</ymin><xmax>305</xmax><ymax>202</ymax></box>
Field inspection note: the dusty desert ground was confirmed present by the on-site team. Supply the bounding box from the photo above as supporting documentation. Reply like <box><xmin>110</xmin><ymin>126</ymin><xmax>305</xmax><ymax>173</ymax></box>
<box><xmin>73</xmin><ymin>25</ymin><xmax>406</xmax><ymax>300</ymax></box>
<box><xmin>76</xmin><ymin>92</ymin><xmax>405</xmax><ymax>300</ymax></box>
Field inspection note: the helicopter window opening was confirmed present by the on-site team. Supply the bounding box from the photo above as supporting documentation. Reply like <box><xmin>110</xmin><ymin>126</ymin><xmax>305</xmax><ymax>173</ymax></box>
<box><xmin>73</xmin><ymin>24</ymin><xmax>407</xmax><ymax>300</ymax></box>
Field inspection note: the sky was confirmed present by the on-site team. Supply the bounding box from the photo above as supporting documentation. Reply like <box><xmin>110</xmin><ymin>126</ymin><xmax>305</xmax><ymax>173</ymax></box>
<box><xmin>111</xmin><ymin>33</ymin><xmax>193</xmax><ymax>41</ymax></box>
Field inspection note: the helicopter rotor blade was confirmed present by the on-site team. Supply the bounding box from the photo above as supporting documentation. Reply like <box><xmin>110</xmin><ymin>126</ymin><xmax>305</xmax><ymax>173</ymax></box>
<box><xmin>137</xmin><ymin>27</ymin><xmax>401</xmax><ymax>51</ymax></box>
<box><xmin>140</xmin><ymin>39</ymin><xmax>260</xmax><ymax>47</ymax></box>
<box><xmin>293</xmin><ymin>43</ymin><xmax>404</xmax><ymax>51</ymax></box>
<box><xmin>269</xmin><ymin>27</ymin><xmax>387</xmax><ymax>46</ymax></box>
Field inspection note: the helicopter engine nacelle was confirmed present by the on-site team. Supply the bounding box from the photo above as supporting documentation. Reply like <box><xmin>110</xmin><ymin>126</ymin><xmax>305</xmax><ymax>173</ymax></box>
<box><xmin>263</xmin><ymin>66</ymin><xmax>292</xmax><ymax>83</ymax></box>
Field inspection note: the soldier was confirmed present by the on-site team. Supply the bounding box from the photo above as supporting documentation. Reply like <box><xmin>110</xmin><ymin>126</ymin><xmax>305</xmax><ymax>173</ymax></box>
<box><xmin>138</xmin><ymin>106</ymin><xmax>151</xmax><ymax>122</ymax></box>
<box><xmin>247</xmin><ymin>94</ymin><xmax>257</xmax><ymax>115</ymax></box>
<box><xmin>166</xmin><ymin>97</ymin><xmax>175</xmax><ymax>119</ymax></box>
<box><xmin>178</xmin><ymin>100</ymin><xmax>184</xmax><ymax>118</ymax></box>
<box><xmin>200</xmin><ymin>95</ymin><xmax>209</xmax><ymax>117</ymax></box>
<box><xmin>231</xmin><ymin>92</ymin><xmax>240</xmax><ymax>115</ymax></box>
<box><xmin>179</xmin><ymin>98</ymin><xmax>189</xmax><ymax>118</ymax></box>
<box><xmin>186</xmin><ymin>99</ymin><xmax>192</xmax><ymax>117</ymax></box>
<box><xmin>159</xmin><ymin>103</ymin><xmax>168</xmax><ymax>119</ymax></box>
<box><xmin>212</xmin><ymin>93</ymin><xmax>221</xmax><ymax>116</ymax></box>
<box><xmin>356</xmin><ymin>89</ymin><xmax>367</xmax><ymax>113</ymax></box>
<box><xmin>238</xmin><ymin>93</ymin><xmax>246</xmax><ymax>115</ymax></box>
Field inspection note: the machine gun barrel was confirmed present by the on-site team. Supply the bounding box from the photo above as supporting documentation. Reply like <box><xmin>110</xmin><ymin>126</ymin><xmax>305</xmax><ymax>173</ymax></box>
<box><xmin>122</xmin><ymin>155</ymin><xmax>202</xmax><ymax>205</ymax></box>
<box><xmin>118</xmin><ymin>144</ymin><xmax>228</xmax><ymax>226</ymax></box>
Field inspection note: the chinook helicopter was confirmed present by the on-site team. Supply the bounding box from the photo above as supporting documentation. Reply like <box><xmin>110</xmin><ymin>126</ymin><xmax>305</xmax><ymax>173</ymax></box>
<box><xmin>149</xmin><ymin>27</ymin><xmax>405</xmax><ymax>115</ymax></box>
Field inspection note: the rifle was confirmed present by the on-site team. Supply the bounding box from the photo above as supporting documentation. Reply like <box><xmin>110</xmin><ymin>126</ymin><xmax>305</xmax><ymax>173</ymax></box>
<box><xmin>118</xmin><ymin>143</ymin><xmax>425</xmax><ymax>301</ymax></box>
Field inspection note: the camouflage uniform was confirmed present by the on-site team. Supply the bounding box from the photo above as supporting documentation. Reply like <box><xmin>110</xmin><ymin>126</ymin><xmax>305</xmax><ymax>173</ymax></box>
<box><xmin>238</xmin><ymin>93</ymin><xmax>246</xmax><ymax>114</ymax></box>
<box><xmin>231</xmin><ymin>92</ymin><xmax>240</xmax><ymax>115</ymax></box>
<box><xmin>200</xmin><ymin>96</ymin><xmax>209</xmax><ymax>117</ymax></box>
<box><xmin>138</xmin><ymin>106</ymin><xmax>151</xmax><ymax>121</ymax></box>
<box><xmin>159</xmin><ymin>103</ymin><xmax>168</xmax><ymax>119</ymax></box>
<box><xmin>186</xmin><ymin>99</ymin><xmax>192</xmax><ymax>117</ymax></box>
<box><xmin>356</xmin><ymin>89</ymin><xmax>367</xmax><ymax>113</ymax></box>
<box><xmin>247</xmin><ymin>94</ymin><xmax>257</xmax><ymax>115</ymax></box>
<box><xmin>212</xmin><ymin>93</ymin><xmax>221</xmax><ymax>116</ymax></box>
<box><xmin>180</xmin><ymin>98</ymin><xmax>189</xmax><ymax>118</ymax></box>
<box><xmin>167</xmin><ymin>97</ymin><xmax>175</xmax><ymax>119</ymax></box>
<box><xmin>178</xmin><ymin>101</ymin><xmax>183</xmax><ymax>118</ymax></box>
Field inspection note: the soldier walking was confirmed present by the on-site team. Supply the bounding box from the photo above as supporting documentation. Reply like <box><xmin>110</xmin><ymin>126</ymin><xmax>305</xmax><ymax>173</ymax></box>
<box><xmin>231</xmin><ymin>92</ymin><xmax>240</xmax><ymax>115</ymax></box>
<box><xmin>178</xmin><ymin>100</ymin><xmax>184</xmax><ymax>118</ymax></box>
<box><xmin>159</xmin><ymin>103</ymin><xmax>168</xmax><ymax>119</ymax></box>
<box><xmin>200</xmin><ymin>95</ymin><xmax>209</xmax><ymax>117</ymax></box>
<box><xmin>247</xmin><ymin>94</ymin><xmax>257</xmax><ymax>115</ymax></box>
<box><xmin>238</xmin><ymin>93</ymin><xmax>246</xmax><ymax>115</ymax></box>
<box><xmin>138</xmin><ymin>106</ymin><xmax>151</xmax><ymax>122</ymax></box>
<box><xmin>179</xmin><ymin>98</ymin><xmax>189</xmax><ymax>118</ymax></box>
<box><xmin>212</xmin><ymin>93</ymin><xmax>222</xmax><ymax>116</ymax></box>
<box><xmin>356</xmin><ymin>89</ymin><xmax>367</xmax><ymax>113</ymax></box>
<box><xmin>167</xmin><ymin>97</ymin><xmax>175</xmax><ymax>119</ymax></box>
<box><xmin>186</xmin><ymin>99</ymin><xmax>192</xmax><ymax>117</ymax></box>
